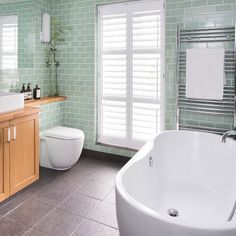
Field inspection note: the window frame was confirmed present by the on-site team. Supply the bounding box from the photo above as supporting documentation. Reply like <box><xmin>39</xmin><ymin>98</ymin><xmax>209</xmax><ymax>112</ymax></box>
<box><xmin>97</xmin><ymin>0</ymin><xmax>165</xmax><ymax>150</ymax></box>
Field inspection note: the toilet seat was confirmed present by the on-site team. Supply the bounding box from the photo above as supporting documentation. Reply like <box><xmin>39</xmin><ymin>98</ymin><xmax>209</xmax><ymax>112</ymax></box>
<box><xmin>40</xmin><ymin>126</ymin><xmax>84</xmax><ymax>170</ymax></box>
<box><xmin>42</xmin><ymin>126</ymin><xmax>84</xmax><ymax>140</ymax></box>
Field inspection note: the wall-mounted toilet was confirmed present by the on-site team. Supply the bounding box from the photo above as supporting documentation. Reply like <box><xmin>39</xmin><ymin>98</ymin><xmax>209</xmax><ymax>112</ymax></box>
<box><xmin>40</xmin><ymin>126</ymin><xmax>84</xmax><ymax>170</ymax></box>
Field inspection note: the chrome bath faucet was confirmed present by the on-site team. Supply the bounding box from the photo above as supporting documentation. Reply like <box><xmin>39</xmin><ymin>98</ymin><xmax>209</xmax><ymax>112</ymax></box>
<box><xmin>222</xmin><ymin>130</ymin><xmax>236</xmax><ymax>143</ymax></box>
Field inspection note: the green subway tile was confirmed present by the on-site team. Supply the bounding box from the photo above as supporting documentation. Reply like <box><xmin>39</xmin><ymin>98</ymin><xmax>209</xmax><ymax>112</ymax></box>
<box><xmin>192</xmin><ymin>0</ymin><xmax>208</xmax><ymax>7</ymax></box>
<box><xmin>208</xmin><ymin>0</ymin><xmax>224</xmax><ymax>5</ymax></box>
<box><xmin>216</xmin><ymin>4</ymin><xmax>232</xmax><ymax>11</ymax></box>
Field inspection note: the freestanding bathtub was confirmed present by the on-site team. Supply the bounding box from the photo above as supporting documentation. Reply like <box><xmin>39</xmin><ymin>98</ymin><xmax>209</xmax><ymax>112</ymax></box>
<box><xmin>116</xmin><ymin>130</ymin><xmax>236</xmax><ymax>236</ymax></box>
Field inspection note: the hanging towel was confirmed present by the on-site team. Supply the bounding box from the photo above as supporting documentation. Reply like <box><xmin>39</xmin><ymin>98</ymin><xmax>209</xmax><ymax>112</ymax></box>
<box><xmin>186</xmin><ymin>48</ymin><xmax>225</xmax><ymax>100</ymax></box>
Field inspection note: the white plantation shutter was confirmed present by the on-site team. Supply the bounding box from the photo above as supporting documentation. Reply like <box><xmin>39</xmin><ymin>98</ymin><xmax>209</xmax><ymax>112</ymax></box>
<box><xmin>0</xmin><ymin>15</ymin><xmax>18</xmax><ymax>69</ymax></box>
<box><xmin>98</xmin><ymin>1</ymin><xmax>164</xmax><ymax>149</ymax></box>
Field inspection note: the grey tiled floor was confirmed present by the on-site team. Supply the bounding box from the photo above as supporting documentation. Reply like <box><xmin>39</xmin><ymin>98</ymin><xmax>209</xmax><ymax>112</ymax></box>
<box><xmin>0</xmin><ymin>156</ymin><xmax>124</xmax><ymax>236</ymax></box>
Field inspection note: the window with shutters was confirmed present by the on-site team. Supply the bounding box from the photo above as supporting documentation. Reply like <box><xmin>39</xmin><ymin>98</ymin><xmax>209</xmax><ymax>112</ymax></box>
<box><xmin>97</xmin><ymin>0</ymin><xmax>164</xmax><ymax>149</ymax></box>
<box><xmin>0</xmin><ymin>15</ymin><xmax>18</xmax><ymax>69</ymax></box>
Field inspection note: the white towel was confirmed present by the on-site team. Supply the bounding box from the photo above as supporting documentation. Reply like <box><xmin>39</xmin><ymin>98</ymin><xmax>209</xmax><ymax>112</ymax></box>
<box><xmin>186</xmin><ymin>48</ymin><xmax>225</xmax><ymax>100</ymax></box>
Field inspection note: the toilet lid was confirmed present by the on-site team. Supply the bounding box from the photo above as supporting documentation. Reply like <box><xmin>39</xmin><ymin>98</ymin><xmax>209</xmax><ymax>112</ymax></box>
<box><xmin>43</xmin><ymin>126</ymin><xmax>84</xmax><ymax>140</ymax></box>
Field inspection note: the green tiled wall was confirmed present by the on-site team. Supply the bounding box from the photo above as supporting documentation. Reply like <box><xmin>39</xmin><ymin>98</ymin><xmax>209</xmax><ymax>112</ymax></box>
<box><xmin>165</xmin><ymin>0</ymin><xmax>236</xmax><ymax>130</ymax></box>
<box><xmin>53</xmin><ymin>0</ymin><xmax>136</xmax><ymax>157</ymax></box>
<box><xmin>0</xmin><ymin>0</ymin><xmax>65</xmax><ymax>132</ymax></box>
<box><xmin>0</xmin><ymin>0</ymin><xmax>35</xmax><ymax>91</ymax></box>
<box><xmin>52</xmin><ymin>0</ymin><xmax>236</xmax><ymax>157</ymax></box>
<box><xmin>0</xmin><ymin>0</ymin><xmax>35</xmax><ymax>69</ymax></box>
<box><xmin>39</xmin><ymin>101</ymin><xmax>65</xmax><ymax>131</ymax></box>
<box><xmin>0</xmin><ymin>0</ymin><xmax>53</xmax><ymax>96</ymax></box>
<box><xmin>32</xmin><ymin>0</ymin><xmax>66</xmax><ymax>131</ymax></box>
<box><xmin>2</xmin><ymin>0</ymin><xmax>236</xmax><ymax>157</ymax></box>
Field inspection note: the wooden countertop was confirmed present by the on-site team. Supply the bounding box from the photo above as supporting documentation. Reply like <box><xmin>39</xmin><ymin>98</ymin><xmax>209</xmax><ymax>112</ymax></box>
<box><xmin>0</xmin><ymin>96</ymin><xmax>66</xmax><ymax>123</ymax></box>
<box><xmin>0</xmin><ymin>106</ymin><xmax>40</xmax><ymax>123</ymax></box>
<box><xmin>25</xmin><ymin>96</ymin><xmax>67</xmax><ymax>107</ymax></box>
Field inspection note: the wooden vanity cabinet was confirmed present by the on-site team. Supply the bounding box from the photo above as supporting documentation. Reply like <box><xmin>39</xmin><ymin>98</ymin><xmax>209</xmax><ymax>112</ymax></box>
<box><xmin>0</xmin><ymin>108</ymin><xmax>39</xmax><ymax>202</ymax></box>
<box><xmin>0</xmin><ymin>121</ymin><xmax>10</xmax><ymax>202</ymax></box>
<box><xmin>9</xmin><ymin>114</ymin><xmax>39</xmax><ymax>195</ymax></box>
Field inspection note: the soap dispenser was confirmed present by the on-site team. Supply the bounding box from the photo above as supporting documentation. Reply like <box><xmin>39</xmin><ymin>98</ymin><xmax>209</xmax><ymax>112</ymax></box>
<box><xmin>26</xmin><ymin>83</ymin><xmax>33</xmax><ymax>100</ymax></box>
<box><xmin>33</xmin><ymin>85</ymin><xmax>41</xmax><ymax>100</ymax></box>
<box><xmin>20</xmin><ymin>84</ymin><xmax>27</xmax><ymax>100</ymax></box>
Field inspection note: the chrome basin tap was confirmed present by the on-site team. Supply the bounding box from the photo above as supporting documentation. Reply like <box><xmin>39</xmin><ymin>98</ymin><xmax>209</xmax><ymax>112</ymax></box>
<box><xmin>222</xmin><ymin>130</ymin><xmax>236</xmax><ymax>143</ymax></box>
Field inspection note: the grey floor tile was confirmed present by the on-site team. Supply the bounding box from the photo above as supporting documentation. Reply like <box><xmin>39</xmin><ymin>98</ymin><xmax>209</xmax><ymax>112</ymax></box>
<box><xmin>70</xmin><ymin>163</ymin><xmax>99</xmax><ymax>177</ymax></box>
<box><xmin>89</xmin><ymin>168</ymin><xmax>118</xmax><ymax>186</ymax></box>
<box><xmin>75</xmin><ymin>158</ymin><xmax>106</xmax><ymax>170</ymax></box>
<box><xmin>6</xmin><ymin>199</ymin><xmax>53</xmax><ymax>228</ymax></box>
<box><xmin>0</xmin><ymin>217</ymin><xmax>29</xmax><ymax>236</ymax></box>
<box><xmin>24</xmin><ymin>229</ymin><xmax>47</xmax><ymax>236</ymax></box>
<box><xmin>71</xmin><ymin>219</ymin><xmax>119</xmax><ymax>236</ymax></box>
<box><xmin>49</xmin><ymin>172</ymin><xmax>86</xmax><ymax>192</ymax></box>
<box><xmin>0</xmin><ymin>191</ymin><xmax>30</xmax><ymax>217</ymax></box>
<box><xmin>0</xmin><ymin>197</ymin><xmax>24</xmax><ymax>217</ymax></box>
<box><xmin>39</xmin><ymin>167</ymin><xmax>63</xmax><ymax>181</ymax></box>
<box><xmin>0</xmin><ymin>157</ymin><xmax>123</xmax><ymax>235</ymax></box>
<box><xmin>34</xmin><ymin>208</ymin><xmax>83</xmax><ymax>236</ymax></box>
<box><xmin>101</xmin><ymin>162</ymin><xmax>123</xmax><ymax>172</ymax></box>
<box><xmin>0</xmin><ymin>182</ymin><xmax>46</xmax><ymax>217</ymax></box>
<box><xmin>76</xmin><ymin>180</ymin><xmax>113</xmax><ymax>200</ymax></box>
<box><xmin>88</xmin><ymin>201</ymin><xmax>118</xmax><ymax>229</ymax></box>
<box><xmin>30</xmin><ymin>185</ymin><xmax>70</xmax><ymax>207</ymax></box>
<box><xmin>57</xmin><ymin>193</ymin><xmax>100</xmax><ymax>217</ymax></box>
<box><xmin>104</xmin><ymin>188</ymin><xmax>116</xmax><ymax>204</ymax></box>
<box><xmin>23</xmin><ymin>183</ymin><xmax>45</xmax><ymax>196</ymax></box>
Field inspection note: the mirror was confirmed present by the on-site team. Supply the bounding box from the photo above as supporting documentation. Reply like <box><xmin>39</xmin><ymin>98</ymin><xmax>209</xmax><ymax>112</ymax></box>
<box><xmin>0</xmin><ymin>0</ymin><xmax>35</xmax><ymax>69</ymax></box>
<box><xmin>0</xmin><ymin>15</ymin><xmax>18</xmax><ymax>69</ymax></box>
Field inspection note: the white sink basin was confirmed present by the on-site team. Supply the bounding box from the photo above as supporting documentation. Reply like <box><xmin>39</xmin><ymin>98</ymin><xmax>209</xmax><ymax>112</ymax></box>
<box><xmin>0</xmin><ymin>92</ymin><xmax>24</xmax><ymax>114</ymax></box>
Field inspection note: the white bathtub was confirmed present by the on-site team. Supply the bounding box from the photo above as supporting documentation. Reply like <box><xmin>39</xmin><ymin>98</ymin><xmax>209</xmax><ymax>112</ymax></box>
<box><xmin>116</xmin><ymin>130</ymin><xmax>236</xmax><ymax>236</ymax></box>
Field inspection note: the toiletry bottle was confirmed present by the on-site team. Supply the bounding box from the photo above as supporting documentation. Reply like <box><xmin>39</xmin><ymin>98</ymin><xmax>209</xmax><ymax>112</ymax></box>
<box><xmin>33</xmin><ymin>85</ymin><xmax>41</xmax><ymax>100</ymax></box>
<box><xmin>20</xmin><ymin>84</ymin><xmax>27</xmax><ymax>100</ymax></box>
<box><xmin>26</xmin><ymin>83</ymin><xmax>33</xmax><ymax>100</ymax></box>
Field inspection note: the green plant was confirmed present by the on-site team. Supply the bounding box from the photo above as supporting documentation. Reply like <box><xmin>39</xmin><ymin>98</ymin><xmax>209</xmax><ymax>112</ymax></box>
<box><xmin>45</xmin><ymin>17</ymin><xmax>69</xmax><ymax>96</ymax></box>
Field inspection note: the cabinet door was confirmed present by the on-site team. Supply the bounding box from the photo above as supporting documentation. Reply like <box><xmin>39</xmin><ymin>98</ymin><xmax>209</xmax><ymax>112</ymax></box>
<box><xmin>0</xmin><ymin>122</ymin><xmax>10</xmax><ymax>202</ymax></box>
<box><xmin>9</xmin><ymin>114</ymin><xmax>39</xmax><ymax>195</ymax></box>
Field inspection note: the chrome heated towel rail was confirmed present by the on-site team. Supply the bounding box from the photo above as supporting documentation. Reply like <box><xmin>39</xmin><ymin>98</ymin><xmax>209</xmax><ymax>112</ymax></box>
<box><xmin>176</xmin><ymin>25</ymin><xmax>236</xmax><ymax>134</ymax></box>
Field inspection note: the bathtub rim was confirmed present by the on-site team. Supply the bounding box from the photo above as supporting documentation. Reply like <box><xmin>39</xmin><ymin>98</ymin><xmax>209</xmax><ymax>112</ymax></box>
<box><xmin>115</xmin><ymin>130</ymin><xmax>236</xmax><ymax>231</ymax></box>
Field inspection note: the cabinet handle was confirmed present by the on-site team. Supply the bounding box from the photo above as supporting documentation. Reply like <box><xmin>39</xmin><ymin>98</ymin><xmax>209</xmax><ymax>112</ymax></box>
<box><xmin>13</xmin><ymin>126</ymin><xmax>16</xmax><ymax>140</ymax></box>
<box><xmin>7</xmin><ymin>128</ymin><xmax>10</xmax><ymax>143</ymax></box>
